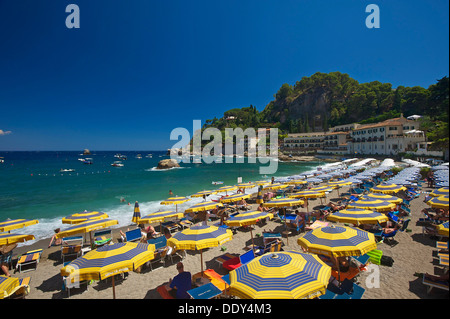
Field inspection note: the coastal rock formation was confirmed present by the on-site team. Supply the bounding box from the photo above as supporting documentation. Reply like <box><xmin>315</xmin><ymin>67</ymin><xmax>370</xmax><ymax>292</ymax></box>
<box><xmin>156</xmin><ymin>159</ymin><xmax>180</xmax><ymax>170</ymax></box>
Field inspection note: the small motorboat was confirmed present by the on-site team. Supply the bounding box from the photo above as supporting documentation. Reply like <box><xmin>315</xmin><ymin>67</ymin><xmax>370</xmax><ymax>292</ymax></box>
<box><xmin>111</xmin><ymin>161</ymin><xmax>124</xmax><ymax>167</ymax></box>
<box><xmin>212</xmin><ymin>181</ymin><xmax>224</xmax><ymax>185</ymax></box>
<box><xmin>60</xmin><ymin>168</ymin><xmax>75</xmax><ymax>172</ymax></box>
<box><xmin>83</xmin><ymin>158</ymin><xmax>94</xmax><ymax>164</ymax></box>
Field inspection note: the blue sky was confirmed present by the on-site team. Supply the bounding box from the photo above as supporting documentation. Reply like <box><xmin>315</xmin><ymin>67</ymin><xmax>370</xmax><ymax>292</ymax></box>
<box><xmin>0</xmin><ymin>0</ymin><xmax>448</xmax><ymax>151</ymax></box>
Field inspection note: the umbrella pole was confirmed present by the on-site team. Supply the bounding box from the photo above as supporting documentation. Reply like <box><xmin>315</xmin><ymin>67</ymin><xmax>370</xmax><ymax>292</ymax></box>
<box><xmin>200</xmin><ymin>249</ymin><xmax>204</xmax><ymax>276</ymax></box>
<box><xmin>250</xmin><ymin>228</ymin><xmax>255</xmax><ymax>253</ymax></box>
<box><xmin>112</xmin><ymin>275</ymin><xmax>116</xmax><ymax>299</ymax></box>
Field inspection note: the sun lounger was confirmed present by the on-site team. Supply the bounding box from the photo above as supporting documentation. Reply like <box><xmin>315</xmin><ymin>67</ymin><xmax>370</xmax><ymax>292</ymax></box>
<box><xmin>331</xmin><ymin>266</ymin><xmax>361</xmax><ymax>282</ymax></box>
<box><xmin>157</xmin><ymin>284</ymin><xmax>174</xmax><ymax>299</ymax></box>
<box><xmin>92</xmin><ymin>229</ymin><xmax>112</xmax><ymax>248</ymax></box>
<box><xmin>223</xmin><ymin>249</ymin><xmax>256</xmax><ymax>271</ymax></box>
<box><xmin>305</xmin><ymin>220</ymin><xmax>328</xmax><ymax>231</ymax></box>
<box><xmin>439</xmin><ymin>253</ymin><xmax>449</xmax><ymax>268</ymax></box>
<box><xmin>6</xmin><ymin>277</ymin><xmax>31</xmax><ymax>299</ymax></box>
<box><xmin>215</xmin><ymin>253</ymin><xmax>237</xmax><ymax>266</ymax></box>
<box><xmin>62</xmin><ymin>261</ymin><xmax>90</xmax><ymax>297</ymax></box>
<box><xmin>15</xmin><ymin>249</ymin><xmax>43</xmax><ymax>273</ymax></box>
<box><xmin>187</xmin><ymin>282</ymin><xmax>222</xmax><ymax>299</ymax></box>
<box><xmin>255</xmin><ymin>240</ymin><xmax>283</xmax><ymax>257</ymax></box>
<box><xmin>436</xmin><ymin>241</ymin><xmax>449</xmax><ymax>251</ymax></box>
<box><xmin>125</xmin><ymin>228</ymin><xmax>142</xmax><ymax>242</ymax></box>
<box><xmin>422</xmin><ymin>274</ymin><xmax>449</xmax><ymax>294</ymax></box>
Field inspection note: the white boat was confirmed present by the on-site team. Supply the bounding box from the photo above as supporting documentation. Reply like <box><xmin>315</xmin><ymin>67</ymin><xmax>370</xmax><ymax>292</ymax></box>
<box><xmin>111</xmin><ymin>161</ymin><xmax>124</xmax><ymax>167</ymax></box>
<box><xmin>60</xmin><ymin>168</ymin><xmax>75</xmax><ymax>172</ymax></box>
<box><xmin>145</xmin><ymin>154</ymin><xmax>153</xmax><ymax>158</ymax></box>
<box><xmin>212</xmin><ymin>181</ymin><xmax>224</xmax><ymax>185</ymax></box>
<box><xmin>0</xmin><ymin>157</ymin><xmax>4</xmax><ymax>163</ymax></box>
<box><xmin>83</xmin><ymin>158</ymin><xmax>94</xmax><ymax>164</ymax></box>
<box><xmin>136</xmin><ymin>154</ymin><xmax>143</xmax><ymax>159</ymax></box>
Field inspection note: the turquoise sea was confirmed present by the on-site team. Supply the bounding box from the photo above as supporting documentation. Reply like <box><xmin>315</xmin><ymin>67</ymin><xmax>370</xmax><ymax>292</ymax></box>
<box><xmin>0</xmin><ymin>151</ymin><xmax>324</xmax><ymax>244</ymax></box>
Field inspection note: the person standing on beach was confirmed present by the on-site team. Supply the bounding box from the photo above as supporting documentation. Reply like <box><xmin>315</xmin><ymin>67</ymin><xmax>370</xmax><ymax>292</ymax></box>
<box><xmin>0</xmin><ymin>243</ymin><xmax>17</xmax><ymax>277</ymax></box>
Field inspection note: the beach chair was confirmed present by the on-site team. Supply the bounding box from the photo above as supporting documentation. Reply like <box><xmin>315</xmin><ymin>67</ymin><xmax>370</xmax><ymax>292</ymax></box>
<box><xmin>367</xmin><ymin>249</ymin><xmax>383</xmax><ymax>265</ymax></box>
<box><xmin>6</xmin><ymin>277</ymin><xmax>31</xmax><ymax>299</ymax></box>
<box><xmin>15</xmin><ymin>249</ymin><xmax>43</xmax><ymax>273</ymax></box>
<box><xmin>352</xmin><ymin>254</ymin><xmax>371</xmax><ymax>269</ymax></box>
<box><xmin>162</xmin><ymin>220</ymin><xmax>179</xmax><ymax>234</ymax></box>
<box><xmin>92</xmin><ymin>229</ymin><xmax>112</xmax><ymax>248</ymax></box>
<box><xmin>436</xmin><ymin>241</ymin><xmax>449</xmax><ymax>251</ymax></box>
<box><xmin>439</xmin><ymin>253</ymin><xmax>449</xmax><ymax>269</ymax></box>
<box><xmin>187</xmin><ymin>282</ymin><xmax>222</xmax><ymax>299</ymax></box>
<box><xmin>61</xmin><ymin>236</ymin><xmax>84</xmax><ymax>263</ymax></box>
<box><xmin>61</xmin><ymin>261</ymin><xmax>89</xmax><ymax>297</ymax></box>
<box><xmin>125</xmin><ymin>228</ymin><xmax>142</xmax><ymax>242</ymax></box>
<box><xmin>422</xmin><ymin>274</ymin><xmax>449</xmax><ymax>295</ymax></box>
<box><xmin>222</xmin><ymin>249</ymin><xmax>256</xmax><ymax>271</ymax></box>
<box><xmin>255</xmin><ymin>239</ymin><xmax>283</xmax><ymax>257</ymax></box>
<box><xmin>178</xmin><ymin>218</ymin><xmax>193</xmax><ymax>229</ymax></box>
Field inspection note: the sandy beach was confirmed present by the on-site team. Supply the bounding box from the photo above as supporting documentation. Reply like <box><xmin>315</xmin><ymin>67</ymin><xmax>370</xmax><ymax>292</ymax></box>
<box><xmin>7</xmin><ymin>182</ymin><xmax>449</xmax><ymax>300</ymax></box>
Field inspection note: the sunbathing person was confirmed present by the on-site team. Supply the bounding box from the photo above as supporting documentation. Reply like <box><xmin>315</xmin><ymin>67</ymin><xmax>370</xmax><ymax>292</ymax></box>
<box><xmin>327</xmin><ymin>201</ymin><xmax>345</xmax><ymax>212</ymax></box>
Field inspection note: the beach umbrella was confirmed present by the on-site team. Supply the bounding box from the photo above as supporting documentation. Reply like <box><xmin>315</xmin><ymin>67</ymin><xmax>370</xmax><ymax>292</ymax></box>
<box><xmin>370</xmin><ymin>183</ymin><xmax>406</xmax><ymax>194</ymax></box>
<box><xmin>0</xmin><ymin>219</ymin><xmax>39</xmax><ymax>233</ymax></box>
<box><xmin>298</xmin><ymin>225</ymin><xmax>377</xmax><ymax>257</ymax></box>
<box><xmin>346</xmin><ymin>199</ymin><xmax>396</xmax><ymax>212</ymax></box>
<box><xmin>138</xmin><ymin>210</ymin><xmax>183</xmax><ymax>234</ymax></box>
<box><xmin>289</xmin><ymin>190</ymin><xmax>326</xmax><ymax>210</ymax></box>
<box><xmin>167</xmin><ymin>225</ymin><xmax>233</xmax><ymax>274</ymax></box>
<box><xmin>60</xmin><ymin>242</ymin><xmax>155</xmax><ymax>299</ymax></box>
<box><xmin>160</xmin><ymin>196</ymin><xmax>191</xmax><ymax>212</ymax></box>
<box><xmin>326</xmin><ymin>180</ymin><xmax>352</xmax><ymax>196</ymax></box>
<box><xmin>216</xmin><ymin>185</ymin><xmax>238</xmax><ymax>195</ymax></box>
<box><xmin>138</xmin><ymin>211</ymin><xmax>183</xmax><ymax>224</ymax></box>
<box><xmin>236</xmin><ymin>182</ymin><xmax>255</xmax><ymax>194</ymax></box>
<box><xmin>219</xmin><ymin>193</ymin><xmax>251</xmax><ymax>204</ymax></box>
<box><xmin>55</xmin><ymin>219</ymin><xmax>119</xmax><ymax>241</ymax></box>
<box><xmin>309</xmin><ymin>186</ymin><xmax>335</xmax><ymax>193</ymax></box>
<box><xmin>0</xmin><ymin>233</ymin><xmax>35</xmax><ymax>246</ymax></box>
<box><xmin>426</xmin><ymin>196</ymin><xmax>449</xmax><ymax>210</ymax></box>
<box><xmin>0</xmin><ymin>276</ymin><xmax>20</xmax><ymax>299</ymax></box>
<box><xmin>132</xmin><ymin>201</ymin><xmax>141</xmax><ymax>224</ymax></box>
<box><xmin>285</xmin><ymin>179</ymin><xmax>307</xmax><ymax>185</ymax></box>
<box><xmin>297</xmin><ymin>225</ymin><xmax>377</xmax><ymax>283</ymax></box>
<box><xmin>224</xmin><ymin>210</ymin><xmax>274</xmax><ymax>251</ymax></box>
<box><xmin>263</xmin><ymin>183</ymin><xmax>289</xmax><ymax>190</ymax></box>
<box><xmin>191</xmin><ymin>190</ymin><xmax>218</xmax><ymax>198</ymax></box>
<box><xmin>256</xmin><ymin>185</ymin><xmax>264</xmax><ymax>204</ymax></box>
<box><xmin>262</xmin><ymin>198</ymin><xmax>304</xmax><ymax>208</ymax></box>
<box><xmin>228</xmin><ymin>251</ymin><xmax>331</xmax><ymax>299</ymax></box>
<box><xmin>436</xmin><ymin>222</ymin><xmax>449</xmax><ymax>237</ymax></box>
<box><xmin>62</xmin><ymin>211</ymin><xmax>109</xmax><ymax>225</ymax></box>
<box><xmin>253</xmin><ymin>181</ymin><xmax>270</xmax><ymax>186</ymax></box>
<box><xmin>429</xmin><ymin>187</ymin><xmax>449</xmax><ymax>197</ymax></box>
<box><xmin>361</xmin><ymin>193</ymin><xmax>403</xmax><ymax>205</ymax></box>
<box><xmin>326</xmin><ymin>208</ymin><xmax>389</xmax><ymax>226</ymax></box>
<box><xmin>185</xmin><ymin>201</ymin><xmax>223</xmax><ymax>214</ymax></box>
<box><xmin>236</xmin><ymin>182</ymin><xmax>254</xmax><ymax>189</ymax></box>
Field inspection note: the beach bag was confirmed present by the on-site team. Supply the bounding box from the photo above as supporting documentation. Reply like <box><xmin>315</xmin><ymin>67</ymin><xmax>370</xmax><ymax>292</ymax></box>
<box><xmin>380</xmin><ymin>255</ymin><xmax>394</xmax><ymax>267</ymax></box>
